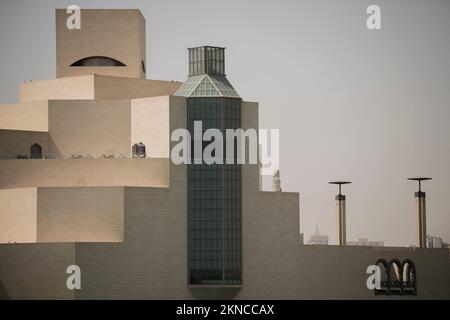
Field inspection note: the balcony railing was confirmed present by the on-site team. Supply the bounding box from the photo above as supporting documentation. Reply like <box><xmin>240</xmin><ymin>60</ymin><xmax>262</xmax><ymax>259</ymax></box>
<box><xmin>0</xmin><ymin>153</ymin><xmax>134</xmax><ymax>160</ymax></box>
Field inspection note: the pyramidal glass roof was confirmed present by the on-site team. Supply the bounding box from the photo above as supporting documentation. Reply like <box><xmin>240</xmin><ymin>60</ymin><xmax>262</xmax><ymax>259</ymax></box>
<box><xmin>175</xmin><ymin>74</ymin><xmax>240</xmax><ymax>98</ymax></box>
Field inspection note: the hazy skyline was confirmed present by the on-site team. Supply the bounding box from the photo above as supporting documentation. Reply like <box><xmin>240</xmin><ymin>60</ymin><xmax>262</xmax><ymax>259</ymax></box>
<box><xmin>1</xmin><ymin>0</ymin><xmax>449</xmax><ymax>246</ymax></box>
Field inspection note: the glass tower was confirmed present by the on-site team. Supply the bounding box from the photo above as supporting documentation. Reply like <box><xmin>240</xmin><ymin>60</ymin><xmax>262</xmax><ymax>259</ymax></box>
<box><xmin>175</xmin><ymin>46</ymin><xmax>242</xmax><ymax>285</ymax></box>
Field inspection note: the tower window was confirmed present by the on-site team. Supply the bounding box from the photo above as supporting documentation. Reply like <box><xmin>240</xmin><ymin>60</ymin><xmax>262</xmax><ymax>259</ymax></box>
<box><xmin>30</xmin><ymin>143</ymin><xmax>42</xmax><ymax>159</ymax></box>
<box><xmin>132</xmin><ymin>142</ymin><xmax>146</xmax><ymax>158</ymax></box>
<box><xmin>70</xmin><ymin>56</ymin><xmax>126</xmax><ymax>67</ymax></box>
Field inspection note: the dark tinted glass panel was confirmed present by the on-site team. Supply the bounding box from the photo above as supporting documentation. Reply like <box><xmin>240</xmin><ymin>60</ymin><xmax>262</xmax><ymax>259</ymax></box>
<box><xmin>187</xmin><ymin>97</ymin><xmax>241</xmax><ymax>285</ymax></box>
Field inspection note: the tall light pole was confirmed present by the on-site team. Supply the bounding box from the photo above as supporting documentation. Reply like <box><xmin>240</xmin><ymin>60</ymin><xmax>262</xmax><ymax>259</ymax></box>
<box><xmin>407</xmin><ymin>177</ymin><xmax>432</xmax><ymax>248</ymax></box>
<box><xmin>329</xmin><ymin>181</ymin><xmax>352</xmax><ymax>246</ymax></box>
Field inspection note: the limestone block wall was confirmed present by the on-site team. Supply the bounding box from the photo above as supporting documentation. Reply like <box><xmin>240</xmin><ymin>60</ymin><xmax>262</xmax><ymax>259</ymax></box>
<box><xmin>238</xmin><ymin>239</ymin><xmax>450</xmax><ymax>299</ymax></box>
<box><xmin>19</xmin><ymin>75</ymin><xmax>181</xmax><ymax>103</ymax></box>
<box><xmin>131</xmin><ymin>96</ymin><xmax>170</xmax><ymax>158</ymax></box>
<box><xmin>0</xmin><ymin>130</ymin><xmax>52</xmax><ymax>159</ymax></box>
<box><xmin>0</xmin><ymin>101</ymin><xmax>48</xmax><ymax>131</ymax></box>
<box><xmin>94</xmin><ymin>76</ymin><xmax>181</xmax><ymax>100</ymax></box>
<box><xmin>74</xmin><ymin>182</ymin><xmax>192</xmax><ymax>299</ymax></box>
<box><xmin>1</xmin><ymin>183</ymin><xmax>448</xmax><ymax>299</ymax></box>
<box><xmin>0</xmin><ymin>243</ymin><xmax>76</xmax><ymax>299</ymax></box>
<box><xmin>37</xmin><ymin>187</ymin><xmax>124</xmax><ymax>243</ymax></box>
<box><xmin>1</xmin><ymin>96</ymin><xmax>182</xmax><ymax>159</ymax></box>
<box><xmin>70</xmin><ymin>95</ymin><xmax>190</xmax><ymax>299</ymax></box>
<box><xmin>239</xmin><ymin>187</ymin><xmax>301</xmax><ymax>299</ymax></box>
<box><xmin>0</xmin><ymin>158</ymin><xmax>170</xmax><ymax>189</ymax></box>
<box><xmin>0</xmin><ymin>186</ymin><xmax>127</xmax><ymax>245</ymax></box>
<box><xmin>0</xmin><ymin>188</ymin><xmax>37</xmax><ymax>244</ymax></box>
<box><xmin>48</xmin><ymin>99</ymin><xmax>131</xmax><ymax>158</ymax></box>
<box><xmin>241</xmin><ymin>101</ymin><xmax>261</xmax><ymax>191</ymax></box>
<box><xmin>237</xmin><ymin>173</ymin><xmax>450</xmax><ymax>300</ymax></box>
<box><xmin>20</xmin><ymin>75</ymin><xmax>95</xmax><ymax>102</ymax></box>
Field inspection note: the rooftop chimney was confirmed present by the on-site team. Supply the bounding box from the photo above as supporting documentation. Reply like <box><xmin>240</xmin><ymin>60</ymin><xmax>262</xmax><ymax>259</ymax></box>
<box><xmin>329</xmin><ymin>181</ymin><xmax>351</xmax><ymax>246</ymax></box>
<box><xmin>408</xmin><ymin>177</ymin><xmax>431</xmax><ymax>248</ymax></box>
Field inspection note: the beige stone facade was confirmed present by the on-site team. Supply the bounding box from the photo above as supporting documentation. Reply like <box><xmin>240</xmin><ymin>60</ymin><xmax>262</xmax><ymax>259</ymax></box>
<box><xmin>0</xmin><ymin>9</ymin><xmax>449</xmax><ymax>300</ymax></box>
<box><xmin>56</xmin><ymin>9</ymin><xmax>146</xmax><ymax>79</ymax></box>
<box><xmin>20</xmin><ymin>75</ymin><xmax>181</xmax><ymax>103</ymax></box>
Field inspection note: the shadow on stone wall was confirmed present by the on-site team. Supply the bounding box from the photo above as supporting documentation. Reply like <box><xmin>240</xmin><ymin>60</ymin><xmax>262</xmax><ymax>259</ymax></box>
<box><xmin>0</xmin><ymin>282</ymin><xmax>11</xmax><ymax>300</ymax></box>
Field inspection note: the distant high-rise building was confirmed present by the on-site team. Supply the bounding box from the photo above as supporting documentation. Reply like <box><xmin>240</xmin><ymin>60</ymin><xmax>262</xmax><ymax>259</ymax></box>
<box><xmin>347</xmin><ymin>238</ymin><xmax>384</xmax><ymax>247</ymax></box>
<box><xmin>307</xmin><ymin>225</ymin><xmax>329</xmax><ymax>245</ymax></box>
<box><xmin>427</xmin><ymin>235</ymin><xmax>443</xmax><ymax>248</ymax></box>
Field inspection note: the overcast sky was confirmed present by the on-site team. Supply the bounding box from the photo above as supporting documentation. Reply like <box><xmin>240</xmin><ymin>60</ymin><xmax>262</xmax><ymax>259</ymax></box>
<box><xmin>1</xmin><ymin>0</ymin><xmax>449</xmax><ymax>246</ymax></box>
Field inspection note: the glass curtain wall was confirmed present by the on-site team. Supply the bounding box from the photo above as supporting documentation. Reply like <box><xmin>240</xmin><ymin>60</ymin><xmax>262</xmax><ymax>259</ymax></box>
<box><xmin>188</xmin><ymin>97</ymin><xmax>241</xmax><ymax>285</ymax></box>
